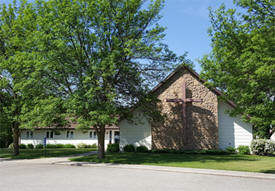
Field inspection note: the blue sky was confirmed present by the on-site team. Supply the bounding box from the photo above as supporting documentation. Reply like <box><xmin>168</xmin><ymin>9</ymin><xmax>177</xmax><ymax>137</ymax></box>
<box><xmin>0</xmin><ymin>0</ymin><xmax>237</xmax><ymax>72</ymax></box>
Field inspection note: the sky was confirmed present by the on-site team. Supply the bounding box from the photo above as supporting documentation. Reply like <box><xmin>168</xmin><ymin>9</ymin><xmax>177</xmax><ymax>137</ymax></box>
<box><xmin>0</xmin><ymin>0</ymin><xmax>238</xmax><ymax>73</ymax></box>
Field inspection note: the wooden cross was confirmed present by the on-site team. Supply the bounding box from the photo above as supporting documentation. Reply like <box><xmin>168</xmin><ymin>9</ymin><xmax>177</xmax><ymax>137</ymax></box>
<box><xmin>166</xmin><ymin>82</ymin><xmax>203</xmax><ymax>132</ymax></box>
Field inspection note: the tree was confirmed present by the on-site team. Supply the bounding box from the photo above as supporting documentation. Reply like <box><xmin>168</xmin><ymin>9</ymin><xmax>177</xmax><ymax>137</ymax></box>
<box><xmin>14</xmin><ymin>0</ymin><xmax>187</xmax><ymax>159</ymax></box>
<box><xmin>200</xmin><ymin>0</ymin><xmax>275</xmax><ymax>138</ymax></box>
<box><xmin>0</xmin><ymin>1</ymin><xmax>57</xmax><ymax>155</ymax></box>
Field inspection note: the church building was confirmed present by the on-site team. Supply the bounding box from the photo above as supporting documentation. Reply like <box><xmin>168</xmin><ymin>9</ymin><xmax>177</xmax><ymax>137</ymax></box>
<box><xmin>119</xmin><ymin>66</ymin><xmax>253</xmax><ymax>150</ymax></box>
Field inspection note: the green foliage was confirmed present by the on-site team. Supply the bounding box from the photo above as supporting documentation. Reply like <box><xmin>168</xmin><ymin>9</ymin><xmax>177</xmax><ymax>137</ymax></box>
<box><xmin>251</xmin><ymin>139</ymin><xmax>275</xmax><ymax>155</ymax></box>
<box><xmin>8</xmin><ymin>143</ymin><xmax>14</xmax><ymax>149</ymax></box>
<box><xmin>136</xmin><ymin>145</ymin><xmax>149</xmax><ymax>153</ymax></box>
<box><xmin>35</xmin><ymin>144</ymin><xmax>44</xmax><ymax>149</ymax></box>
<box><xmin>55</xmin><ymin>144</ymin><xmax>65</xmax><ymax>148</ymax></box>
<box><xmin>225</xmin><ymin>146</ymin><xmax>236</xmax><ymax>154</ymax></box>
<box><xmin>237</xmin><ymin>145</ymin><xmax>250</xmax><ymax>155</ymax></box>
<box><xmin>0</xmin><ymin>117</ymin><xmax>12</xmax><ymax>148</ymax></box>
<box><xmin>19</xmin><ymin>144</ymin><xmax>27</xmax><ymax>149</ymax></box>
<box><xmin>27</xmin><ymin>144</ymin><xmax>34</xmax><ymax>149</ymax></box>
<box><xmin>200</xmin><ymin>0</ymin><xmax>275</xmax><ymax>138</ymax></box>
<box><xmin>45</xmin><ymin>144</ymin><xmax>58</xmax><ymax>149</ymax></box>
<box><xmin>123</xmin><ymin>144</ymin><xmax>136</xmax><ymax>152</ymax></box>
<box><xmin>0</xmin><ymin>0</ymin><xmax>186</xmax><ymax>158</ymax></box>
<box><xmin>77</xmin><ymin>143</ymin><xmax>94</xmax><ymax>149</ymax></box>
<box><xmin>63</xmin><ymin>144</ymin><xmax>76</xmax><ymax>148</ymax></box>
<box><xmin>107</xmin><ymin>143</ymin><xmax>120</xmax><ymax>153</ymax></box>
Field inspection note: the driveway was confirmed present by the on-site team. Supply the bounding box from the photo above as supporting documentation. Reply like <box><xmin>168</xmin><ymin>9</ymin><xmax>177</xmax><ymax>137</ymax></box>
<box><xmin>0</xmin><ymin>158</ymin><xmax>274</xmax><ymax>191</ymax></box>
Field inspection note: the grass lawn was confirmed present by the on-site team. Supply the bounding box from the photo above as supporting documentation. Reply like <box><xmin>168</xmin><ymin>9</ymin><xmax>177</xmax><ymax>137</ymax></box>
<box><xmin>71</xmin><ymin>152</ymin><xmax>275</xmax><ymax>174</ymax></box>
<box><xmin>0</xmin><ymin>148</ymin><xmax>96</xmax><ymax>159</ymax></box>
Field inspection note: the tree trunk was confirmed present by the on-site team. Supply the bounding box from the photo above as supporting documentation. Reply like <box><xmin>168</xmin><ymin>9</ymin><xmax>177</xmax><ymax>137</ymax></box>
<box><xmin>12</xmin><ymin>123</ymin><xmax>20</xmax><ymax>156</ymax></box>
<box><xmin>97</xmin><ymin>126</ymin><xmax>105</xmax><ymax>159</ymax></box>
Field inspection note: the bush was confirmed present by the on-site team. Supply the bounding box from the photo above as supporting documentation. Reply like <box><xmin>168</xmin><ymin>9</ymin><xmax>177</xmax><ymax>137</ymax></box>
<box><xmin>55</xmin><ymin>144</ymin><xmax>65</xmax><ymax>148</ymax></box>
<box><xmin>107</xmin><ymin>143</ymin><xmax>120</xmax><ymax>152</ymax></box>
<box><xmin>123</xmin><ymin>144</ymin><xmax>135</xmax><ymax>152</ymax></box>
<box><xmin>237</xmin><ymin>145</ymin><xmax>250</xmax><ymax>155</ymax></box>
<box><xmin>64</xmin><ymin>144</ymin><xmax>75</xmax><ymax>148</ymax></box>
<box><xmin>205</xmin><ymin>149</ymin><xmax>229</xmax><ymax>155</ymax></box>
<box><xmin>46</xmin><ymin>144</ymin><xmax>57</xmax><ymax>148</ymax></box>
<box><xmin>251</xmin><ymin>139</ymin><xmax>275</xmax><ymax>155</ymax></box>
<box><xmin>19</xmin><ymin>144</ymin><xmax>27</xmax><ymax>149</ymax></box>
<box><xmin>136</xmin><ymin>145</ymin><xmax>149</xmax><ymax>153</ymax></box>
<box><xmin>35</xmin><ymin>144</ymin><xmax>43</xmax><ymax>149</ymax></box>
<box><xmin>77</xmin><ymin>143</ymin><xmax>88</xmax><ymax>149</ymax></box>
<box><xmin>27</xmin><ymin>144</ymin><xmax>34</xmax><ymax>149</ymax></box>
<box><xmin>8</xmin><ymin>143</ymin><xmax>14</xmax><ymax>149</ymax></box>
<box><xmin>225</xmin><ymin>146</ymin><xmax>236</xmax><ymax>154</ymax></box>
<box><xmin>91</xmin><ymin>143</ymin><xmax>97</xmax><ymax>148</ymax></box>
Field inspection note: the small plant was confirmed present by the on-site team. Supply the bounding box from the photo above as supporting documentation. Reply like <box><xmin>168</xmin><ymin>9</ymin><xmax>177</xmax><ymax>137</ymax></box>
<box><xmin>8</xmin><ymin>143</ymin><xmax>14</xmax><ymax>149</ymax></box>
<box><xmin>19</xmin><ymin>144</ymin><xmax>27</xmax><ymax>149</ymax></box>
<box><xmin>237</xmin><ymin>145</ymin><xmax>250</xmax><ymax>154</ymax></box>
<box><xmin>225</xmin><ymin>146</ymin><xmax>236</xmax><ymax>154</ymax></box>
<box><xmin>77</xmin><ymin>143</ymin><xmax>87</xmax><ymax>149</ymax></box>
<box><xmin>64</xmin><ymin>144</ymin><xmax>75</xmax><ymax>148</ymax></box>
<box><xmin>136</xmin><ymin>145</ymin><xmax>149</xmax><ymax>153</ymax></box>
<box><xmin>251</xmin><ymin>139</ymin><xmax>275</xmax><ymax>155</ymax></box>
<box><xmin>107</xmin><ymin>143</ymin><xmax>120</xmax><ymax>152</ymax></box>
<box><xmin>27</xmin><ymin>144</ymin><xmax>34</xmax><ymax>149</ymax></box>
<box><xmin>123</xmin><ymin>144</ymin><xmax>135</xmax><ymax>152</ymax></box>
<box><xmin>35</xmin><ymin>144</ymin><xmax>43</xmax><ymax>149</ymax></box>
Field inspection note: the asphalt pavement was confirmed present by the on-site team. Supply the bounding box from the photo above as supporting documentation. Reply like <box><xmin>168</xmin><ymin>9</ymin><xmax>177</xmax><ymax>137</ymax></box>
<box><xmin>0</xmin><ymin>158</ymin><xmax>274</xmax><ymax>191</ymax></box>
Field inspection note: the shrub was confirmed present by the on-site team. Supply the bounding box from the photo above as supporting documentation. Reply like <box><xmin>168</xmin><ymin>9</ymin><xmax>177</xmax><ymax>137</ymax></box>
<box><xmin>136</xmin><ymin>145</ymin><xmax>149</xmax><ymax>153</ymax></box>
<box><xmin>27</xmin><ymin>144</ymin><xmax>34</xmax><ymax>149</ymax></box>
<box><xmin>225</xmin><ymin>146</ymin><xmax>236</xmax><ymax>154</ymax></box>
<box><xmin>123</xmin><ymin>144</ymin><xmax>135</xmax><ymax>152</ymax></box>
<box><xmin>107</xmin><ymin>143</ymin><xmax>120</xmax><ymax>152</ymax></box>
<box><xmin>205</xmin><ymin>149</ymin><xmax>229</xmax><ymax>155</ymax></box>
<box><xmin>55</xmin><ymin>144</ymin><xmax>65</xmax><ymax>148</ymax></box>
<box><xmin>8</xmin><ymin>143</ymin><xmax>14</xmax><ymax>149</ymax></box>
<box><xmin>35</xmin><ymin>144</ymin><xmax>43</xmax><ymax>149</ymax></box>
<box><xmin>64</xmin><ymin>144</ymin><xmax>75</xmax><ymax>148</ymax></box>
<box><xmin>91</xmin><ymin>143</ymin><xmax>97</xmax><ymax>148</ymax></box>
<box><xmin>46</xmin><ymin>144</ymin><xmax>57</xmax><ymax>148</ymax></box>
<box><xmin>237</xmin><ymin>145</ymin><xmax>250</xmax><ymax>155</ymax></box>
<box><xmin>77</xmin><ymin>143</ymin><xmax>88</xmax><ymax>149</ymax></box>
<box><xmin>251</xmin><ymin>139</ymin><xmax>275</xmax><ymax>155</ymax></box>
<box><xmin>19</xmin><ymin>144</ymin><xmax>27</xmax><ymax>149</ymax></box>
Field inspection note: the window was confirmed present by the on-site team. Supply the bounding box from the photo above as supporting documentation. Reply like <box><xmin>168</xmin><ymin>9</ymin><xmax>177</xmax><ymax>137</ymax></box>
<box><xmin>70</xmin><ymin>131</ymin><xmax>74</xmax><ymax>138</ymax></box>
<box><xmin>26</xmin><ymin>131</ymin><xmax>29</xmax><ymax>139</ymax></box>
<box><xmin>46</xmin><ymin>131</ymin><xmax>54</xmax><ymax>139</ymax></box>
<box><xmin>66</xmin><ymin>131</ymin><xmax>70</xmax><ymax>139</ymax></box>
<box><xmin>90</xmin><ymin>131</ymin><xmax>97</xmax><ymax>139</ymax></box>
<box><xmin>30</xmin><ymin>132</ymin><xmax>33</xmax><ymax>139</ymax></box>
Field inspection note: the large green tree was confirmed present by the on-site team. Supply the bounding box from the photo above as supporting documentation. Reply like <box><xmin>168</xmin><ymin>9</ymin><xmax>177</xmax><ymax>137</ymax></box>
<box><xmin>17</xmin><ymin>0</ymin><xmax>186</xmax><ymax>159</ymax></box>
<box><xmin>0</xmin><ymin>1</ymin><xmax>62</xmax><ymax>155</ymax></box>
<box><xmin>200</xmin><ymin>0</ymin><xmax>275</xmax><ymax>138</ymax></box>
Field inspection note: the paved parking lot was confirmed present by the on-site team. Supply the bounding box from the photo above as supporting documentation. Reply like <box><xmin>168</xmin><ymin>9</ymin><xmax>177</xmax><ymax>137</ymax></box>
<box><xmin>0</xmin><ymin>159</ymin><xmax>274</xmax><ymax>191</ymax></box>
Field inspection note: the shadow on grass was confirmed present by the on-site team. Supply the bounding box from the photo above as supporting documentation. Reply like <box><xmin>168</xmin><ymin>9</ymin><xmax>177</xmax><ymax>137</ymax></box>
<box><xmin>73</xmin><ymin>152</ymin><xmax>262</xmax><ymax>164</ymax></box>
<box><xmin>0</xmin><ymin>148</ymin><xmax>96</xmax><ymax>160</ymax></box>
<box><xmin>261</xmin><ymin>169</ymin><xmax>275</xmax><ymax>174</ymax></box>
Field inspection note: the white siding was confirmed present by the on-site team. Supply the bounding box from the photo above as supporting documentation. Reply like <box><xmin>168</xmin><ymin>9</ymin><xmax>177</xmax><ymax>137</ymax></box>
<box><xmin>271</xmin><ymin>133</ymin><xmax>275</xmax><ymax>142</ymax></box>
<box><xmin>119</xmin><ymin>111</ymin><xmax>152</xmax><ymax>149</ymax></box>
<box><xmin>20</xmin><ymin>129</ymin><xmax>118</xmax><ymax>148</ymax></box>
<box><xmin>218</xmin><ymin>101</ymin><xmax>253</xmax><ymax>149</ymax></box>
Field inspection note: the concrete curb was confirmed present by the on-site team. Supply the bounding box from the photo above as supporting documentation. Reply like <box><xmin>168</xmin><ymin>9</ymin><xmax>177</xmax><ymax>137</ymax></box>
<box><xmin>52</xmin><ymin>161</ymin><xmax>275</xmax><ymax>180</ymax></box>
